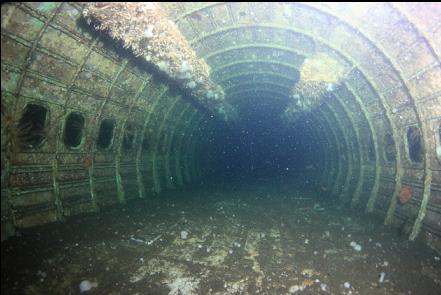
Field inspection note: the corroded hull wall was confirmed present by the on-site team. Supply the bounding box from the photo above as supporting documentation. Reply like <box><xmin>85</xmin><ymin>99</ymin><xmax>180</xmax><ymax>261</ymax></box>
<box><xmin>159</xmin><ymin>2</ymin><xmax>441</xmax><ymax>250</ymax></box>
<box><xmin>1</xmin><ymin>3</ymin><xmax>216</xmax><ymax>240</ymax></box>
<box><xmin>1</xmin><ymin>2</ymin><xmax>441</xmax><ymax>253</ymax></box>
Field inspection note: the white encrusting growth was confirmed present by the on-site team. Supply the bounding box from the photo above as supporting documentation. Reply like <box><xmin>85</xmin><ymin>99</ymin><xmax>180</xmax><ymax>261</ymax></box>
<box><xmin>349</xmin><ymin>241</ymin><xmax>362</xmax><ymax>251</ymax></box>
<box><xmin>180</xmin><ymin>230</ymin><xmax>188</xmax><ymax>240</ymax></box>
<box><xmin>79</xmin><ymin>280</ymin><xmax>98</xmax><ymax>293</ymax></box>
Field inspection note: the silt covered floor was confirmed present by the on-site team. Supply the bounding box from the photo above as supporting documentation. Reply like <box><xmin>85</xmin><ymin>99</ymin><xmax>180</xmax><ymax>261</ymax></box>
<box><xmin>2</xmin><ymin>178</ymin><xmax>440</xmax><ymax>294</ymax></box>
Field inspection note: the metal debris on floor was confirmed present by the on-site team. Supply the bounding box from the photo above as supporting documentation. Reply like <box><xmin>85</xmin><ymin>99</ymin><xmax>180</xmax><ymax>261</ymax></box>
<box><xmin>2</xmin><ymin>182</ymin><xmax>440</xmax><ymax>294</ymax></box>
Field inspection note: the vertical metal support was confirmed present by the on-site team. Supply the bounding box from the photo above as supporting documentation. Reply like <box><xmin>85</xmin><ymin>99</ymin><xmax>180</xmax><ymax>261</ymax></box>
<box><xmin>188</xmin><ymin>117</ymin><xmax>208</xmax><ymax>181</ymax></box>
<box><xmin>111</xmin><ymin>61</ymin><xmax>130</xmax><ymax>204</ymax></box>
<box><xmin>324</xmin><ymin>102</ymin><xmax>355</xmax><ymax>204</ymax></box>
<box><xmin>175</xmin><ymin>109</ymin><xmax>198</xmax><ymax>186</ymax></box>
<box><xmin>307</xmin><ymin>116</ymin><xmax>331</xmax><ymax>188</ymax></box>
<box><xmin>317</xmin><ymin>109</ymin><xmax>344</xmax><ymax>198</ymax></box>
<box><xmin>51</xmin><ymin>157</ymin><xmax>64</xmax><ymax>220</ymax></box>
<box><xmin>136</xmin><ymin>85</ymin><xmax>169</xmax><ymax>196</ymax></box>
<box><xmin>343</xmin><ymin>83</ymin><xmax>382</xmax><ymax>212</ymax></box>
<box><xmin>313</xmin><ymin>115</ymin><xmax>339</xmax><ymax>193</ymax></box>
<box><xmin>409</xmin><ymin>165</ymin><xmax>432</xmax><ymax>240</ymax></box>
<box><xmin>151</xmin><ymin>96</ymin><xmax>181</xmax><ymax>192</ymax></box>
<box><xmin>408</xmin><ymin>102</ymin><xmax>434</xmax><ymax>240</ymax></box>
<box><xmin>183</xmin><ymin>113</ymin><xmax>204</xmax><ymax>184</ymax></box>
<box><xmin>164</xmin><ymin>104</ymin><xmax>191</xmax><ymax>189</ymax></box>
<box><xmin>114</xmin><ymin>77</ymin><xmax>150</xmax><ymax>202</ymax></box>
<box><xmin>333</xmin><ymin>92</ymin><xmax>365</xmax><ymax>207</ymax></box>
<box><xmin>115</xmin><ymin>156</ymin><xmax>125</xmax><ymax>204</ymax></box>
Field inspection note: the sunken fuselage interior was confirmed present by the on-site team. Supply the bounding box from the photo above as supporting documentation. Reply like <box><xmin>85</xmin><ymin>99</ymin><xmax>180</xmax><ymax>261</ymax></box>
<box><xmin>1</xmin><ymin>3</ymin><xmax>441</xmax><ymax>294</ymax></box>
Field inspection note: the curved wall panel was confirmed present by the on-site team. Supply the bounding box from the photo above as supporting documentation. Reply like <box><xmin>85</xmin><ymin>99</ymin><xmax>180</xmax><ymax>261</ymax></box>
<box><xmin>1</xmin><ymin>3</ymin><xmax>440</xmax><ymax>251</ymax></box>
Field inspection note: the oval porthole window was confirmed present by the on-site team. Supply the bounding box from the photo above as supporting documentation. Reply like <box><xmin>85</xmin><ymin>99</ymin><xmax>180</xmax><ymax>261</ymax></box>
<box><xmin>384</xmin><ymin>133</ymin><xmax>396</xmax><ymax>163</ymax></box>
<box><xmin>96</xmin><ymin>119</ymin><xmax>115</xmax><ymax>150</ymax></box>
<box><xmin>122</xmin><ymin>123</ymin><xmax>136</xmax><ymax>150</ymax></box>
<box><xmin>16</xmin><ymin>103</ymin><xmax>48</xmax><ymax>150</ymax></box>
<box><xmin>407</xmin><ymin>126</ymin><xmax>423</xmax><ymax>163</ymax></box>
<box><xmin>63</xmin><ymin>112</ymin><xmax>85</xmax><ymax>148</ymax></box>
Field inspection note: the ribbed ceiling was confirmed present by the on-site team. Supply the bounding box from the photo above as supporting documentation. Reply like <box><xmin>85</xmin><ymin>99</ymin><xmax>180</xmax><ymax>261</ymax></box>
<box><xmin>1</xmin><ymin>1</ymin><xmax>440</xmax><ymax>247</ymax></box>
<box><xmin>158</xmin><ymin>2</ymin><xmax>441</xmax><ymax>241</ymax></box>
<box><xmin>161</xmin><ymin>2</ymin><xmax>440</xmax><ymax>122</ymax></box>
<box><xmin>2</xmin><ymin>3</ymin><xmax>441</xmax><ymax>293</ymax></box>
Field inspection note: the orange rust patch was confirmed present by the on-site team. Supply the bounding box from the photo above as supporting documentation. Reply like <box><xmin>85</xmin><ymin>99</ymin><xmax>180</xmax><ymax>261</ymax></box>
<box><xmin>399</xmin><ymin>185</ymin><xmax>412</xmax><ymax>204</ymax></box>
<box><xmin>302</xmin><ymin>278</ymin><xmax>315</xmax><ymax>288</ymax></box>
<box><xmin>82</xmin><ymin>157</ymin><xmax>93</xmax><ymax>169</ymax></box>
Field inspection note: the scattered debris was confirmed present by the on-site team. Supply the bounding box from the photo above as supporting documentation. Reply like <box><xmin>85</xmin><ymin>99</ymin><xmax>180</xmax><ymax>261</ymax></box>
<box><xmin>421</xmin><ymin>264</ymin><xmax>441</xmax><ymax>286</ymax></box>
<box><xmin>320</xmin><ymin>283</ymin><xmax>330</xmax><ymax>292</ymax></box>
<box><xmin>130</xmin><ymin>237</ymin><xmax>145</xmax><ymax>243</ymax></box>
<box><xmin>79</xmin><ymin>280</ymin><xmax>98</xmax><ymax>293</ymax></box>
<box><xmin>350</xmin><ymin>241</ymin><xmax>362</xmax><ymax>251</ymax></box>
<box><xmin>180</xmin><ymin>230</ymin><xmax>188</xmax><ymax>240</ymax></box>
<box><xmin>313</xmin><ymin>203</ymin><xmax>325</xmax><ymax>212</ymax></box>
<box><xmin>324</xmin><ymin>248</ymin><xmax>339</xmax><ymax>255</ymax></box>
<box><xmin>167</xmin><ymin>277</ymin><xmax>200</xmax><ymax>295</ymax></box>
<box><xmin>233</xmin><ymin>241</ymin><xmax>241</xmax><ymax>248</ymax></box>
<box><xmin>3</xmin><ymin>184</ymin><xmax>440</xmax><ymax>294</ymax></box>
<box><xmin>379</xmin><ymin>271</ymin><xmax>386</xmax><ymax>283</ymax></box>
<box><xmin>289</xmin><ymin>284</ymin><xmax>304</xmax><ymax>294</ymax></box>
<box><xmin>301</xmin><ymin>268</ymin><xmax>320</xmax><ymax>278</ymax></box>
<box><xmin>302</xmin><ymin>278</ymin><xmax>315</xmax><ymax>288</ymax></box>
<box><xmin>224</xmin><ymin>279</ymin><xmax>247</xmax><ymax>294</ymax></box>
